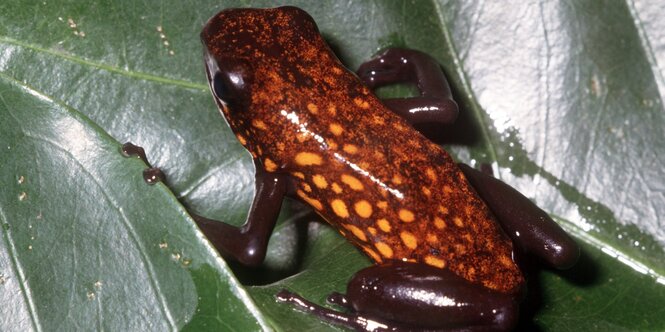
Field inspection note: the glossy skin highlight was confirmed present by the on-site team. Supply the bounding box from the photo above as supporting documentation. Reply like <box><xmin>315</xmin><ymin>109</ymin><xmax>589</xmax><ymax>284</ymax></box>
<box><xmin>194</xmin><ymin>6</ymin><xmax>580</xmax><ymax>331</ymax></box>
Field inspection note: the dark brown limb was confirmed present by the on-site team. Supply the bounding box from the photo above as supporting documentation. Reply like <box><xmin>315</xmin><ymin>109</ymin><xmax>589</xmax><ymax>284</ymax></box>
<box><xmin>458</xmin><ymin>163</ymin><xmax>579</xmax><ymax>269</ymax></box>
<box><xmin>357</xmin><ymin>48</ymin><xmax>458</xmax><ymax>125</ymax></box>
<box><xmin>192</xmin><ymin>159</ymin><xmax>288</xmax><ymax>267</ymax></box>
<box><xmin>122</xmin><ymin>142</ymin><xmax>287</xmax><ymax>267</ymax></box>
<box><xmin>277</xmin><ymin>261</ymin><xmax>519</xmax><ymax>331</ymax></box>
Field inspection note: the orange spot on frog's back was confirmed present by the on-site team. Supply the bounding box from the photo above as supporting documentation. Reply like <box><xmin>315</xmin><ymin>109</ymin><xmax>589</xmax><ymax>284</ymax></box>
<box><xmin>398</xmin><ymin>209</ymin><xmax>415</xmax><ymax>223</ymax></box>
<box><xmin>377</xmin><ymin>219</ymin><xmax>391</xmax><ymax>233</ymax></box>
<box><xmin>344</xmin><ymin>224</ymin><xmax>367</xmax><ymax>242</ymax></box>
<box><xmin>330</xmin><ymin>199</ymin><xmax>349</xmax><ymax>218</ymax></box>
<box><xmin>424</xmin><ymin>255</ymin><xmax>446</xmax><ymax>269</ymax></box>
<box><xmin>312</xmin><ymin>174</ymin><xmax>328</xmax><ymax>188</ymax></box>
<box><xmin>327</xmin><ymin>104</ymin><xmax>337</xmax><ymax>115</ymax></box>
<box><xmin>343</xmin><ymin>144</ymin><xmax>358</xmax><ymax>154</ymax></box>
<box><xmin>329</xmin><ymin>123</ymin><xmax>344</xmax><ymax>136</ymax></box>
<box><xmin>252</xmin><ymin>119</ymin><xmax>267</xmax><ymax>130</ymax></box>
<box><xmin>362</xmin><ymin>246</ymin><xmax>382</xmax><ymax>263</ymax></box>
<box><xmin>296</xmin><ymin>190</ymin><xmax>323</xmax><ymax>211</ymax></box>
<box><xmin>375</xmin><ymin>242</ymin><xmax>393</xmax><ymax>258</ymax></box>
<box><xmin>434</xmin><ymin>217</ymin><xmax>446</xmax><ymax>229</ymax></box>
<box><xmin>341</xmin><ymin>174</ymin><xmax>364</xmax><ymax>191</ymax></box>
<box><xmin>426</xmin><ymin>167</ymin><xmax>437</xmax><ymax>181</ymax></box>
<box><xmin>264</xmin><ymin>158</ymin><xmax>278</xmax><ymax>172</ymax></box>
<box><xmin>354</xmin><ymin>200</ymin><xmax>373</xmax><ymax>218</ymax></box>
<box><xmin>295</xmin><ymin>152</ymin><xmax>323</xmax><ymax>166</ymax></box>
<box><xmin>331</xmin><ymin>182</ymin><xmax>343</xmax><ymax>194</ymax></box>
<box><xmin>307</xmin><ymin>103</ymin><xmax>319</xmax><ymax>114</ymax></box>
<box><xmin>400</xmin><ymin>231</ymin><xmax>418</xmax><ymax>249</ymax></box>
<box><xmin>354</xmin><ymin>97</ymin><xmax>369</xmax><ymax>109</ymax></box>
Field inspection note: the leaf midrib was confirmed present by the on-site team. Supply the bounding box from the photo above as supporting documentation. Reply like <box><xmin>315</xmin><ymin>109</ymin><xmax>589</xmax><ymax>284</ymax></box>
<box><xmin>431</xmin><ymin>0</ymin><xmax>499</xmax><ymax>166</ymax></box>
<box><xmin>0</xmin><ymin>36</ymin><xmax>207</xmax><ymax>91</ymax></box>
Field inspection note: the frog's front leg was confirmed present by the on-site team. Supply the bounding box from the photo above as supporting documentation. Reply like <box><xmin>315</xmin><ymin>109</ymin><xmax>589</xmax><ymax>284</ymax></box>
<box><xmin>357</xmin><ymin>48</ymin><xmax>459</xmax><ymax>126</ymax></box>
<box><xmin>122</xmin><ymin>142</ymin><xmax>287</xmax><ymax>267</ymax></box>
<box><xmin>458</xmin><ymin>164</ymin><xmax>580</xmax><ymax>269</ymax></box>
<box><xmin>278</xmin><ymin>262</ymin><xmax>518</xmax><ymax>331</ymax></box>
<box><xmin>193</xmin><ymin>158</ymin><xmax>289</xmax><ymax>266</ymax></box>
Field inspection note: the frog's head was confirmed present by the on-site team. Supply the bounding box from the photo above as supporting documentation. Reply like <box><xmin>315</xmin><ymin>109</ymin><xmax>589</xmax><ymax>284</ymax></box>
<box><xmin>201</xmin><ymin>6</ymin><xmax>323</xmax><ymax>124</ymax></box>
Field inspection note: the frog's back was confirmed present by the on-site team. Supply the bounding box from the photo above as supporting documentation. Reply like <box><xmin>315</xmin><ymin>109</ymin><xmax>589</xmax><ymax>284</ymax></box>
<box><xmin>202</xmin><ymin>6</ymin><xmax>522</xmax><ymax>293</ymax></box>
<box><xmin>274</xmin><ymin>85</ymin><xmax>523</xmax><ymax>294</ymax></box>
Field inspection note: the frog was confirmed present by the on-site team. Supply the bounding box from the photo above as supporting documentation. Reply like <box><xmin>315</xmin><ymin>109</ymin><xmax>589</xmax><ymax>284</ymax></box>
<box><xmin>126</xmin><ymin>6</ymin><xmax>579</xmax><ymax>331</ymax></box>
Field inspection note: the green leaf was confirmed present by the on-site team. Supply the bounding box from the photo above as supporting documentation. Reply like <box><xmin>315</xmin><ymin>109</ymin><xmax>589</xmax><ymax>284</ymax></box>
<box><xmin>1</xmin><ymin>0</ymin><xmax>664</xmax><ymax>331</ymax></box>
<box><xmin>0</xmin><ymin>75</ymin><xmax>267</xmax><ymax>330</ymax></box>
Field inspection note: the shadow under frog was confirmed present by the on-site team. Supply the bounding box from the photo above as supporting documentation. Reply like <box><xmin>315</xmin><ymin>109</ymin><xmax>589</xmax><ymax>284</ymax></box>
<box><xmin>124</xmin><ymin>6</ymin><xmax>582</xmax><ymax>331</ymax></box>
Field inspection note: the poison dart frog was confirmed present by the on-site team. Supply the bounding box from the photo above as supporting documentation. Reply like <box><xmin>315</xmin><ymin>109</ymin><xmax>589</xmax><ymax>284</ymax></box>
<box><xmin>126</xmin><ymin>6</ymin><xmax>580</xmax><ymax>331</ymax></box>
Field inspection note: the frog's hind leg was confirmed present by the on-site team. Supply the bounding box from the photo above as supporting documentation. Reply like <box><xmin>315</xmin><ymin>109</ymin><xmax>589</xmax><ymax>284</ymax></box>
<box><xmin>458</xmin><ymin>163</ymin><xmax>580</xmax><ymax>269</ymax></box>
<box><xmin>278</xmin><ymin>261</ymin><xmax>519</xmax><ymax>331</ymax></box>
<box><xmin>357</xmin><ymin>48</ymin><xmax>458</xmax><ymax>126</ymax></box>
<box><xmin>122</xmin><ymin>142</ymin><xmax>287</xmax><ymax>267</ymax></box>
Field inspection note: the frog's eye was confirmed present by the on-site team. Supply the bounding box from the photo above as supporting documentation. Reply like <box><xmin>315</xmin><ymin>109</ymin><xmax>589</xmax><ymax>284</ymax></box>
<box><xmin>204</xmin><ymin>50</ymin><xmax>253</xmax><ymax>110</ymax></box>
<box><xmin>210</xmin><ymin>62</ymin><xmax>250</xmax><ymax>103</ymax></box>
<box><xmin>212</xmin><ymin>72</ymin><xmax>230</xmax><ymax>101</ymax></box>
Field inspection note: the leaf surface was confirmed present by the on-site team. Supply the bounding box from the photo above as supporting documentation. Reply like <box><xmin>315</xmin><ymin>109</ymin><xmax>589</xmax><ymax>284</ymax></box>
<box><xmin>1</xmin><ymin>0</ymin><xmax>663</xmax><ymax>330</ymax></box>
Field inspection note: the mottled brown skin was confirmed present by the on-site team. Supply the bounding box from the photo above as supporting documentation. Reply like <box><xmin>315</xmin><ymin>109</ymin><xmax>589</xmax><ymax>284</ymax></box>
<box><xmin>202</xmin><ymin>7</ymin><xmax>522</xmax><ymax>294</ymax></box>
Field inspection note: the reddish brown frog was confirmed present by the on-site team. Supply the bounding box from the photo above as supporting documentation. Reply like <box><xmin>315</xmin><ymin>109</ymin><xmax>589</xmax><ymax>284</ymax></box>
<box><xmin>128</xmin><ymin>6</ymin><xmax>579</xmax><ymax>331</ymax></box>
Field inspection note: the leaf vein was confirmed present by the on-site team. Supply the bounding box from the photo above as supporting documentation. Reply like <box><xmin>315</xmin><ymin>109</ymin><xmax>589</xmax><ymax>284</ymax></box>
<box><xmin>0</xmin><ymin>206</ymin><xmax>43</xmax><ymax>332</ymax></box>
<box><xmin>0</xmin><ymin>36</ymin><xmax>207</xmax><ymax>91</ymax></box>
<box><xmin>430</xmin><ymin>0</ymin><xmax>500</xmax><ymax>173</ymax></box>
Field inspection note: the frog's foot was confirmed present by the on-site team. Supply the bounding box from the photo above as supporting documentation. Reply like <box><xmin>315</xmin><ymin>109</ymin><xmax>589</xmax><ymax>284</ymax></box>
<box><xmin>122</xmin><ymin>142</ymin><xmax>287</xmax><ymax>267</ymax></box>
<box><xmin>121</xmin><ymin>142</ymin><xmax>166</xmax><ymax>184</ymax></box>
<box><xmin>458</xmin><ymin>163</ymin><xmax>580</xmax><ymax>269</ymax></box>
<box><xmin>357</xmin><ymin>48</ymin><xmax>458</xmax><ymax>126</ymax></box>
<box><xmin>276</xmin><ymin>289</ymin><xmax>401</xmax><ymax>332</ymax></box>
<box><xmin>278</xmin><ymin>262</ymin><xmax>518</xmax><ymax>332</ymax></box>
